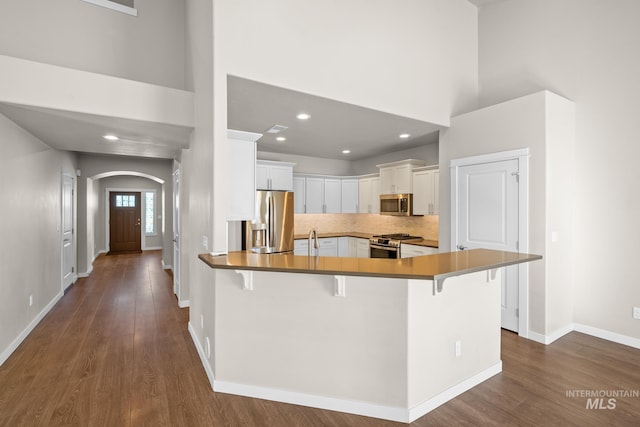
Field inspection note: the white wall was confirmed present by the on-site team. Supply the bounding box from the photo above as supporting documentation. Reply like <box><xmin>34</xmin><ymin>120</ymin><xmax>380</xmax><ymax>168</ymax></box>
<box><xmin>440</xmin><ymin>91</ymin><xmax>575</xmax><ymax>337</ymax></box>
<box><xmin>209</xmin><ymin>0</ymin><xmax>479</xmax><ymax>252</ymax></box>
<box><xmin>258</xmin><ymin>151</ymin><xmax>353</xmax><ymax>176</ymax></box>
<box><xmin>217</xmin><ymin>0</ymin><xmax>477</xmax><ymax>125</ymax></box>
<box><xmin>477</xmin><ymin>0</ymin><xmax>639</xmax><ymax>340</ymax></box>
<box><xmin>0</xmin><ymin>113</ymin><xmax>77</xmax><ymax>365</ymax></box>
<box><xmin>0</xmin><ymin>0</ymin><xmax>185</xmax><ymax>89</ymax></box>
<box><xmin>183</xmin><ymin>0</ymin><xmax>215</xmax><ymax>354</ymax></box>
<box><xmin>76</xmin><ymin>154</ymin><xmax>173</xmax><ymax>274</ymax></box>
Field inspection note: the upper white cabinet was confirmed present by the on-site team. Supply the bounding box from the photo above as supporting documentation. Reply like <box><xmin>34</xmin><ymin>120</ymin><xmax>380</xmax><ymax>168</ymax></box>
<box><xmin>256</xmin><ymin>160</ymin><xmax>295</xmax><ymax>191</ymax></box>
<box><xmin>412</xmin><ymin>166</ymin><xmax>440</xmax><ymax>215</ymax></box>
<box><xmin>305</xmin><ymin>177</ymin><xmax>341</xmax><ymax>213</ymax></box>
<box><xmin>341</xmin><ymin>179</ymin><xmax>359</xmax><ymax>213</ymax></box>
<box><xmin>377</xmin><ymin>159</ymin><xmax>427</xmax><ymax>194</ymax></box>
<box><xmin>358</xmin><ymin>175</ymin><xmax>380</xmax><ymax>214</ymax></box>
<box><xmin>227</xmin><ymin>129</ymin><xmax>261</xmax><ymax>220</ymax></box>
<box><xmin>295</xmin><ymin>174</ymin><xmax>358</xmax><ymax>214</ymax></box>
<box><xmin>292</xmin><ymin>176</ymin><xmax>306</xmax><ymax>214</ymax></box>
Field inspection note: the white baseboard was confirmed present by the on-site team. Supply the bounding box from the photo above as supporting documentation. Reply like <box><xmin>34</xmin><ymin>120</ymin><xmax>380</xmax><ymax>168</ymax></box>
<box><xmin>145</xmin><ymin>246</ymin><xmax>163</xmax><ymax>251</ymax></box>
<box><xmin>212</xmin><ymin>362</ymin><xmax>502</xmax><ymax>423</ymax></box>
<box><xmin>179</xmin><ymin>299</ymin><xmax>190</xmax><ymax>308</ymax></box>
<box><xmin>408</xmin><ymin>362</ymin><xmax>502</xmax><ymax>422</ymax></box>
<box><xmin>78</xmin><ymin>265</ymin><xmax>93</xmax><ymax>278</ymax></box>
<box><xmin>214</xmin><ymin>380</ymin><xmax>410</xmax><ymax>423</ymax></box>
<box><xmin>528</xmin><ymin>323</ymin><xmax>640</xmax><ymax>350</ymax></box>
<box><xmin>528</xmin><ymin>323</ymin><xmax>574</xmax><ymax>345</ymax></box>
<box><xmin>574</xmin><ymin>323</ymin><xmax>640</xmax><ymax>350</ymax></box>
<box><xmin>188</xmin><ymin>322</ymin><xmax>215</xmax><ymax>388</ymax></box>
<box><xmin>0</xmin><ymin>291</ymin><xmax>63</xmax><ymax>367</ymax></box>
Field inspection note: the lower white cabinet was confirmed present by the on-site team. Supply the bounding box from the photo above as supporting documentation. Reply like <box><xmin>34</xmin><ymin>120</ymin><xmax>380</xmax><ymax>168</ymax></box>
<box><xmin>338</xmin><ymin>237</ymin><xmax>349</xmax><ymax>257</ymax></box>
<box><xmin>355</xmin><ymin>238</ymin><xmax>370</xmax><ymax>258</ymax></box>
<box><xmin>400</xmin><ymin>244</ymin><xmax>438</xmax><ymax>258</ymax></box>
<box><xmin>293</xmin><ymin>239</ymin><xmax>307</xmax><ymax>256</ymax></box>
<box><xmin>295</xmin><ymin>237</ymin><xmax>369</xmax><ymax>258</ymax></box>
<box><xmin>317</xmin><ymin>237</ymin><xmax>338</xmax><ymax>257</ymax></box>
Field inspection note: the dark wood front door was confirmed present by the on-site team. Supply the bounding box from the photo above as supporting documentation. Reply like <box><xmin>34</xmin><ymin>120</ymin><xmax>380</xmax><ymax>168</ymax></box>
<box><xmin>109</xmin><ymin>192</ymin><xmax>142</xmax><ymax>253</ymax></box>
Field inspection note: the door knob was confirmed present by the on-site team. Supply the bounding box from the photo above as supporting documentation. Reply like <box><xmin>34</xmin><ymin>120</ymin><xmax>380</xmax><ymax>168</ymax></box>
<box><xmin>457</xmin><ymin>245</ymin><xmax>468</xmax><ymax>251</ymax></box>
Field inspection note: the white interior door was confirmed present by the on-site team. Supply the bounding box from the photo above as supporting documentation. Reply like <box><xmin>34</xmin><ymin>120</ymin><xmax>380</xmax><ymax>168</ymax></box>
<box><xmin>173</xmin><ymin>170</ymin><xmax>181</xmax><ymax>299</ymax></box>
<box><xmin>62</xmin><ymin>174</ymin><xmax>75</xmax><ymax>290</ymax></box>
<box><xmin>455</xmin><ymin>159</ymin><xmax>520</xmax><ymax>331</ymax></box>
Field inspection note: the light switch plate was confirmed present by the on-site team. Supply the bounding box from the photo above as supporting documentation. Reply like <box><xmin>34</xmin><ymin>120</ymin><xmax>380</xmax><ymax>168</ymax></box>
<box><xmin>633</xmin><ymin>307</ymin><xmax>640</xmax><ymax>319</ymax></box>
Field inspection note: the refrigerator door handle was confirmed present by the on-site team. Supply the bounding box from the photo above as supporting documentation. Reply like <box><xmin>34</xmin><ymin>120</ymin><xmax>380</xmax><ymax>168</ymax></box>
<box><xmin>267</xmin><ymin>196</ymin><xmax>275</xmax><ymax>248</ymax></box>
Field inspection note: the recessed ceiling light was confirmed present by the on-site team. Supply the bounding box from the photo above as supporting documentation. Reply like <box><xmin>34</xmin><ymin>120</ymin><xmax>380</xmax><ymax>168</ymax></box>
<box><xmin>399</xmin><ymin>133</ymin><xmax>411</xmax><ymax>139</ymax></box>
<box><xmin>296</xmin><ymin>113</ymin><xmax>311</xmax><ymax>120</ymax></box>
<box><xmin>342</xmin><ymin>149</ymin><xmax>351</xmax><ymax>154</ymax></box>
<box><xmin>103</xmin><ymin>134</ymin><xmax>119</xmax><ymax>141</ymax></box>
<box><xmin>276</xmin><ymin>136</ymin><xmax>287</xmax><ymax>142</ymax></box>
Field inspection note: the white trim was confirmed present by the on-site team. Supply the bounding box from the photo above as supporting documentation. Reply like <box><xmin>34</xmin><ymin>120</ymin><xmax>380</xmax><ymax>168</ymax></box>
<box><xmin>188</xmin><ymin>322</ymin><xmax>215</xmax><ymax>387</ymax></box>
<box><xmin>450</xmin><ymin>148</ymin><xmax>530</xmax><ymax>337</ymax></box>
<box><xmin>574</xmin><ymin>324</ymin><xmax>640</xmax><ymax>350</ymax></box>
<box><xmin>81</xmin><ymin>0</ymin><xmax>138</xmax><ymax>16</ymax></box>
<box><xmin>161</xmin><ymin>260</ymin><xmax>172</xmax><ymax>270</ymax></box>
<box><xmin>527</xmin><ymin>323</ymin><xmax>640</xmax><ymax>350</ymax></box>
<box><xmin>211</xmin><ymin>362</ymin><xmax>502</xmax><ymax>423</ymax></box>
<box><xmin>178</xmin><ymin>300</ymin><xmax>190</xmax><ymax>308</ymax></box>
<box><xmin>0</xmin><ymin>291</ymin><xmax>63</xmax><ymax>367</ymax></box>
<box><xmin>146</xmin><ymin>246</ymin><xmax>164</xmax><ymax>251</ymax></box>
<box><xmin>214</xmin><ymin>380</ymin><xmax>409</xmax><ymax>423</ymax></box>
<box><xmin>407</xmin><ymin>362</ymin><xmax>502</xmax><ymax>422</ymax></box>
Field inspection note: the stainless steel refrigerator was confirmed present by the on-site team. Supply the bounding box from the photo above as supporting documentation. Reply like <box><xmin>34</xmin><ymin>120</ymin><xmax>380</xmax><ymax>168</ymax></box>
<box><xmin>246</xmin><ymin>190</ymin><xmax>294</xmax><ymax>253</ymax></box>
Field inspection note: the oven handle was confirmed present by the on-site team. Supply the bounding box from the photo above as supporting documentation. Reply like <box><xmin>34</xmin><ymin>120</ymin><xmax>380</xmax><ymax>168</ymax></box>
<box><xmin>369</xmin><ymin>244</ymin><xmax>399</xmax><ymax>251</ymax></box>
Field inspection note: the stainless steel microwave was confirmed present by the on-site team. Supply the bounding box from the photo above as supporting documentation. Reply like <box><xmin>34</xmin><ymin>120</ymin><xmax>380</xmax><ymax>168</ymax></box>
<box><xmin>379</xmin><ymin>193</ymin><xmax>413</xmax><ymax>216</ymax></box>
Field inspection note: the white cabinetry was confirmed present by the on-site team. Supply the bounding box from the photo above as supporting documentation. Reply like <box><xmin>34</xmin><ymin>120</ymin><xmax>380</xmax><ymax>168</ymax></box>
<box><xmin>358</xmin><ymin>175</ymin><xmax>380</xmax><ymax>213</ymax></box>
<box><xmin>412</xmin><ymin>166</ymin><xmax>440</xmax><ymax>215</ymax></box>
<box><xmin>292</xmin><ymin>176</ymin><xmax>306</xmax><ymax>214</ymax></box>
<box><xmin>401</xmin><ymin>244</ymin><xmax>438</xmax><ymax>258</ymax></box>
<box><xmin>298</xmin><ymin>175</ymin><xmax>342</xmax><ymax>213</ymax></box>
<box><xmin>341</xmin><ymin>179</ymin><xmax>359</xmax><ymax>213</ymax></box>
<box><xmin>227</xmin><ymin>129</ymin><xmax>261</xmax><ymax>220</ymax></box>
<box><xmin>294</xmin><ymin>239</ymin><xmax>307</xmax><ymax>256</ymax></box>
<box><xmin>317</xmin><ymin>237</ymin><xmax>338</xmax><ymax>257</ymax></box>
<box><xmin>355</xmin><ymin>238</ymin><xmax>370</xmax><ymax>258</ymax></box>
<box><xmin>377</xmin><ymin>159</ymin><xmax>427</xmax><ymax>194</ymax></box>
<box><xmin>338</xmin><ymin>237</ymin><xmax>349</xmax><ymax>257</ymax></box>
<box><xmin>256</xmin><ymin>160</ymin><xmax>294</xmax><ymax>191</ymax></box>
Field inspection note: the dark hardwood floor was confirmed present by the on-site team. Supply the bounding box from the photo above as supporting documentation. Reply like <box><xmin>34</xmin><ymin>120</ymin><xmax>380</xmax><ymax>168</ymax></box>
<box><xmin>1</xmin><ymin>251</ymin><xmax>639</xmax><ymax>426</ymax></box>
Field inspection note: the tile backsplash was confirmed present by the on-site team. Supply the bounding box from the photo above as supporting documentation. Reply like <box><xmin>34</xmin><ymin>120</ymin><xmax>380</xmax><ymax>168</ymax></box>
<box><xmin>294</xmin><ymin>214</ymin><xmax>439</xmax><ymax>241</ymax></box>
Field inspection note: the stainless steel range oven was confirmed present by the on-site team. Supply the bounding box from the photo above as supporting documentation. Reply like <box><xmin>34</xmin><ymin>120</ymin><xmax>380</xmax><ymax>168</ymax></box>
<box><xmin>369</xmin><ymin>234</ymin><xmax>422</xmax><ymax>259</ymax></box>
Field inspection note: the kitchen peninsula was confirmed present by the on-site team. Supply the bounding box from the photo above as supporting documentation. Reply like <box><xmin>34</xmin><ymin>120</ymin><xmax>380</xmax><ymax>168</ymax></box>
<box><xmin>197</xmin><ymin>250</ymin><xmax>541</xmax><ymax>423</ymax></box>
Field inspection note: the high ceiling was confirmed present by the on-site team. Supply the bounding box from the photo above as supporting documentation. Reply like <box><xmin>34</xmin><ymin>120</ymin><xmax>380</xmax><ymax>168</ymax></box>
<box><xmin>227</xmin><ymin>76</ymin><xmax>442</xmax><ymax>161</ymax></box>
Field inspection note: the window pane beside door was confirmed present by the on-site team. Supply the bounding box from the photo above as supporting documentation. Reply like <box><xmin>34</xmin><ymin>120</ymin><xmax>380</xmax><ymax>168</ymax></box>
<box><xmin>145</xmin><ymin>192</ymin><xmax>155</xmax><ymax>234</ymax></box>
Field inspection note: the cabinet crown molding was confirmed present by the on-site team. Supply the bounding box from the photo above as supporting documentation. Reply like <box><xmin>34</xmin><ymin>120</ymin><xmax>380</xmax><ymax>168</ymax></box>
<box><xmin>376</xmin><ymin>159</ymin><xmax>428</xmax><ymax>169</ymax></box>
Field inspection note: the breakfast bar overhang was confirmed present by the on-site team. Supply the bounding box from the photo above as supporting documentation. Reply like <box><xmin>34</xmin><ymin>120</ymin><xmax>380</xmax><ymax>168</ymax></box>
<box><xmin>196</xmin><ymin>249</ymin><xmax>541</xmax><ymax>423</ymax></box>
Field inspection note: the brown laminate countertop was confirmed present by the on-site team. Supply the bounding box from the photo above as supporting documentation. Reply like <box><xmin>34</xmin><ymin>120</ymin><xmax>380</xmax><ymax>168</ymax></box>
<box><xmin>293</xmin><ymin>232</ymin><xmax>439</xmax><ymax>248</ymax></box>
<box><xmin>199</xmin><ymin>249</ymin><xmax>541</xmax><ymax>281</ymax></box>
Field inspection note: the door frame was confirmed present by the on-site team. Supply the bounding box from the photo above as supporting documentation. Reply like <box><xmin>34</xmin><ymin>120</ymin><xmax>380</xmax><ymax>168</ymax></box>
<box><xmin>105</xmin><ymin>187</ymin><xmax>156</xmax><ymax>252</ymax></box>
<box><xmin>450</xmin><ymin>148</ymin><xmax>530</xmax><ymax>337</ymax></box>
<box><xmin>61</xmin><ymin>172</ymin><xmax>77</xmax><ymax>292</ymax></box>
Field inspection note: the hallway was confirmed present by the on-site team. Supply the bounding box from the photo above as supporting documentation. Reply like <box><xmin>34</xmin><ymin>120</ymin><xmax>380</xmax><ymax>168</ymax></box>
<box><xmin>1</xmin><ymin>252</ymin><xmax>639</xmax><ymax>426</ymax></box>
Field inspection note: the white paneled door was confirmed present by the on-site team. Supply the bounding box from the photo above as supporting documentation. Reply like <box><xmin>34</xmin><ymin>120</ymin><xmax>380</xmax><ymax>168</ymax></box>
<box><xmin>455</xmin><ymin>159</ymin><xmax>520</xmax><ymax>332</ymax></box>
<box><xmin>62</xmin><ymin>174</ymin><xmax>75</xmax><ymax>290</ymax></box>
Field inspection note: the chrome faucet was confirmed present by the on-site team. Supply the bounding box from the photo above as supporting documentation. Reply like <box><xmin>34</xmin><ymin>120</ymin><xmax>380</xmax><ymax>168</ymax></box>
<box><xmin>308</xmin><ymin>228</ymin><xmax>319</xmax><ymax>257</ymax></box>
